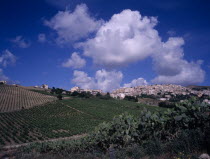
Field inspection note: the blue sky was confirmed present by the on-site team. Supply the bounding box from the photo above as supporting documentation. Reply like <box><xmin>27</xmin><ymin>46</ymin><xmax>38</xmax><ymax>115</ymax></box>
<box><xmin>0</xmin><ymin>0</ymin><xmax>210</xmax><ymax>92</ymax></box>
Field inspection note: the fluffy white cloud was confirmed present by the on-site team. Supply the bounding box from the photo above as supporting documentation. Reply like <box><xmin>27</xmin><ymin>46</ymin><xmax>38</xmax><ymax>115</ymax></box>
<box><xmin>46</xmin><ymin>5</ymin><xmax>204</xmax><ymax>86</ymax></box>
<box><xmin>152</xmin><ymin>61</ymin><xmax>205</xmax><ymax>85</ymax></box>
<box><xmin>124</xmin><ymin>78</ymin><xmax>148</xmax><ymax>88</ymax></box>
<box><xmin>153</xmin><ymin>37</ymin><xmax>185</xmax><ymax>76</ymax></box>
<box><xmin>11</xmin><ymin>36</ymin><xmax>31</xmax><ymax>48</ymax></box>
<box><xmin>80</xmin><ymin>9</ymin><xmax>161</xmax><ymax>67</ymax></box>
<box><xmin>0</xmin><ymin>68</ymin><xmax>9</xmax><ymax>81</ymax></box>
<box><xmin>151</xmin><ymin>37</ymin><xmax>205</xmax><ymax>85</ymax></box>
<box><xmin>0</xmin><ymin>50</ymin><xmax>16</xmax><ymax>67</ymax></box>
<box><xmin>72</xmin><ymin>69</ymin><xmax>123</xmax><ymax>92</ymax></box>
<box><xmin>95</xmin><ymin>69</ymin><xmax>123</xmax><ymax>92</ymax></box>
<box><xmin>72</xmin><ymin>70</ymin><xmax>96</xmax><ymax>89</ymax></box>
<box><xmin>79</xmin><ymin>8</ymin><xmax>205</xmax><ymax>86</ymax></box>
<box><xmin>38</xmin><ymin>33</ymin><xmax>46</xmax><ymax>43</ymax></box>
<box><xmin>45</xmin><ymin>4</ymin><xmax>103</xmax><ymax>43</ymax></box>
<box><xmin>62</xmin><ymin>52</ymin><xmax>86</xmax><ymax>69</ymax></box>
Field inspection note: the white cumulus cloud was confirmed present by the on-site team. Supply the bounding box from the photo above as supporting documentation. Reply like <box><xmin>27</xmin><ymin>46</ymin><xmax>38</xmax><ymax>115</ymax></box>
<box><xmin>11</xmin><ymin>36</ymin><xmax>31</xmax><ymax>48</ymax></box>
<box><xmin>72</xmin><ymin>70</ymin><xmax>96</xmax><ymax>89</ymax></box>
<box><xmin>0</xmin><ymin>50</ymin><xmax>16</xmax><ymax>67</ymax></box>
<box><xmin>45</xmin><ymin>4</ymin><xmax>103</xmax><ymax>44</ymax></box>
<box><xmin>153</xmin><ymin>37</ymin><xmax>185</xmax><ymax>76</ymax></box>
<box><xmin>80</xmin><ymin>9</ymin><xmax>161</xmax><ymax>67</ymax></box>
<box><xmin>151</xmin><ymin>37</ymin><xmax>205</xmax><ymax>85</ymax></box>
<box><xmin>124</xmin><ymin>78</ymin><xmax>148</xmax><ymax>88</ymax></box>
<box><xmin>152</xmin><ymin>62</ymin><xmax>205</xmax><ymax>86</ymax></box>
<box><xmin>78</xmin><ymin>8</ymin><xmax>205</xmax><ymax>86</ymax></box>
<box><xmin>72</xmin><ymin>69</ymin><xmax>123</xmax><ymax>92</ymax></box>
<box><xmin>62</xmin><ymin>52</ymin><xmax>86</xmax><ymax>69</ymax></box>
<box><xmin>47</xmin><ymin>4</ymin><xmax>205</xmax><ymax>86</ymax></box>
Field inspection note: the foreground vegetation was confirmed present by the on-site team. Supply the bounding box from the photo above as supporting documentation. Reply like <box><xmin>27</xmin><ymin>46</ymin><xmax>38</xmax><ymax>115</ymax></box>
<box><xmin>1</xmin><ymin>87</ymin><xmax>209</xmax><ymax>158</ymax></box>
<box><xmin>6</xmin><ymin>99</ymin><xmax>207</xmax><ymax>159</ymax></box>
<box><xmin>0</xmin><ymin>98</ymin><xmax>164</xmax><ymax>146</ymax></box>
<box><xmin>16</xmin><ymin>98</ymin><xmax>210</xmax><ymax>159</ymax></box>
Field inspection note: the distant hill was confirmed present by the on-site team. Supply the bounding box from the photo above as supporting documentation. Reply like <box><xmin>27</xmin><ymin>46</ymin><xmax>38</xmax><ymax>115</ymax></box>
<box><xmin>186</xmin><ymin>85</ymin><xmax>210</xmax><ymax>91</ymax></box>
<box><xmin>0</xmin><ymin>85</ymin><xmax>56</xmax><ymax>113</ymax></box>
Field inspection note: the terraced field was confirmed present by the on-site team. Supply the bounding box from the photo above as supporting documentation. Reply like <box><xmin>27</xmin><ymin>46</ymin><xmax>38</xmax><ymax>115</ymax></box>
<box><xmin>0</xmin><ymin>97</ymin><xmax>166</xmax><ymax>146</ymax></box>
<box><xmin>0</xmin><ymin>85</ymin><xmax>56</xmax><ymax>112</ymax></box>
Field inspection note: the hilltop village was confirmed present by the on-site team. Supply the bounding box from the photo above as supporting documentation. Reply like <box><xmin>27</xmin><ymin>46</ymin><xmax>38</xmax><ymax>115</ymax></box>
<box><xmin>70</xmin><ymin>86</ymin><xmax>102</xmax><ymax>96</ymax></box>
<box><xmin>1</xmin><ymin>80</ymin><xmax>210</xmax><ymax>104</ymax></box>
<box><xmin>111</xmin><ymin>84</ymin><xmax>210</xmax><ymax>98</ymax></box>
<box><xmin>47</xmin><ymin>84</ymin><xmax>210</xmax><ymax>104</ymax></box>
<box><xmin>68</xmin><ymin>84</ymin><xmax>210</xmax><ymax>105</ymax></box>
<box><xmin>110</xmin><ymin>84</ymin><xmax>210</xmax><ymax>105</ymax></box>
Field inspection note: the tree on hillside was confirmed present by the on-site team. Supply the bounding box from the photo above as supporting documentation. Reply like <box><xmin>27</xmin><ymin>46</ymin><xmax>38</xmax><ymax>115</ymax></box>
<box><xmin>66</xmin><ymin>91</ymin><xmax>71</xmax><ymax>96</ymax></box>
<box><xmin>100</xmin><ymin>92</ymin><xmax>112</xmax><ymax>100</ymax></box>
<box><xmin>71</xmin><ymin>91</ymin><xmax>79</xmax><ymax>96</ymax></box>
<box><xmin>50</xmin><ymin>87</ymin><xmax>56</xmax><ymax>94</ymax></box>
<box><xmin>57</xmin><ymin>94</ymin><xmax>63</xmax><ymax>100</ymax></box>
<box><xmin>78</xmin><ymin>91</ymin><xmax>93</xmax><ymax>98</ymax></box>
<box><xmin>96</xmin><ymin>92</ymin><xmax>102</xmax><ymax>97</ymax></box>
<box><xmin>124</xmin><ymin>96</ymin><xmax>138</xmax><ymax>102</ymax></box>
<box><xmin>55</xmin><ymin>88</ymin><xmax>63</xmax><ymax>94</ymax></box>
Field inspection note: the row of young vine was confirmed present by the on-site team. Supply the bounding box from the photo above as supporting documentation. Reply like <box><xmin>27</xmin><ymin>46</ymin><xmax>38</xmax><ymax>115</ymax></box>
<box><xmin>0</xmin><ymin>101</ymin><xmax>96</xmax><ymax>146</ymax></box>
<box><xmin>0</xmin><ymin>85</ymin><xmax>56</xmax><ymax>112</ymax></box>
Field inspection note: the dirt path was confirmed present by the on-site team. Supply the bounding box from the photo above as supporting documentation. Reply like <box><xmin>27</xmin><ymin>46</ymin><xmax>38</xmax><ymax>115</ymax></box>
<box><xmin>62</xmin><ymin>102</ymin><xmax>106</xmax><ymax>121</ymax></box>
<box><xmin>61</xmin><ymin>102</ymin><xmax>95</xmax><ymax>118</ymax></box>
<box><xmin>2</xmin><ymin>133</ymin><xmax>87</xmax><ymax>150</ymax></box>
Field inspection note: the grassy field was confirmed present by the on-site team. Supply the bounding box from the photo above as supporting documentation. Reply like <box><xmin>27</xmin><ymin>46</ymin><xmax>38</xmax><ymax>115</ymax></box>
<box><xmin>0</xmin><ymin>98</ymin><xmax>166</xmax><ymax>146</ymax></box>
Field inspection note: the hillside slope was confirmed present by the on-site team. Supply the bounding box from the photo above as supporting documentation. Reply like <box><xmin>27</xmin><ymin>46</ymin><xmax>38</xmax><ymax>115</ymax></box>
<box><xmin>0</xmin><ymin>98</ymin><xmax>165</xmax><ymax>146</ymax></box>
<box><xmin>0</xmin><ymin>85</ymin><xmax>56</xmax><ymax>112</ymax></box>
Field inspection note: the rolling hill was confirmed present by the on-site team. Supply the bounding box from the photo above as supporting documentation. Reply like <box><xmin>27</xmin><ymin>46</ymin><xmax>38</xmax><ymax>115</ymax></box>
<box><xmin>0</xmin><ymin>94</ymin><xmax>166</xmax><ymax>146</ymax></box>
<box><xmin>0</xmin><ymin>85</ymin><xmax>56</xmax><ymax>113</ymax></box>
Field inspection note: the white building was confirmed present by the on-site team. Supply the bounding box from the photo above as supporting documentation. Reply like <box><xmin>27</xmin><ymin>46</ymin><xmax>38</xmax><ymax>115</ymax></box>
<box><xmin>42</xmin><ymin>84</ymin><xmax>49</xmax><ymax>89</ymax></box>
<box><xmin>0</xmin><ymin>81</ymin><xmax>7</xmax><ymax>84</ymax></box>
<box><xmin>70</xmin><ymin>86</ymin><xmax>81</xmax><ymax>92</ymax></box>
<box><xmin>70</xmin><ymin>86</ymin><xmax>102</xmax><ymax>95</ymax></box>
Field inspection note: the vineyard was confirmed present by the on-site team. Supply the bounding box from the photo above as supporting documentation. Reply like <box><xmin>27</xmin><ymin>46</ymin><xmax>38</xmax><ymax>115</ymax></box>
<box><xmin>0</xmin><ymin>85</ymin><xmax>56</xmax><ymax>112</ymax></box>
<box><xmin>16</xmin><ymin>99</ymin><xmax>210</xmax><ymax>159</ymax></box>
<box><xmin>0</xmin><ymin>98</ymin><xmax>165</xmax><ymax>146</ymax></box>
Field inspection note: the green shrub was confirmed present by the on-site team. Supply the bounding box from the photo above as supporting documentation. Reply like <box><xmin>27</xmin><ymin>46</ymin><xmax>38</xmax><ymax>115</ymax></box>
<box><xmin>100</xmin><ymin>92</ymin><xmax>112</xmax><ymax>100</ymax></box>
<box><xmin>124</xmin><ymin>96</ymin><xmax>138</xmax><ymax>102</ymax></box>
<box><xmin>159</xmin><ymin>101</ymin><xmax>176</xmax><ymax>108</ymax></box>
<box><xmin>57</xmin><ymin>94</ymin><xmax>63</xmax><ymax>100</ymax></box>
<box><xmin>166</xmin><ymin>129</ymin><xmax>205</xmax><ymax>154</ymax></box>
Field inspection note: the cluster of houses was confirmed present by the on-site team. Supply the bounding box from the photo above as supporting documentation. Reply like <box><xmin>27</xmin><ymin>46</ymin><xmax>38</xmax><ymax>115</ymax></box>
<box><xmin>70</xmin><ymin>86</ymin><xmax>103</xmax><ymax>96</ymax></box>
<box><xmin>3</xmin><ymin>79</ymin><xmax>210</xmax><ymax>104</ymax></box>
<box><xmin>34</xmin><ymin>84</ymin><xmax>49</xmax><ymax>89</ymax></box>
<box><xmin>110</xmin><ymin>84</ymin><xmax>210</xmax><ymax>103</ymax></box>
<box><xmin>111</xmin><ymin>84</ymin><xmax>188</xmax><ymax>99</ymax></box>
